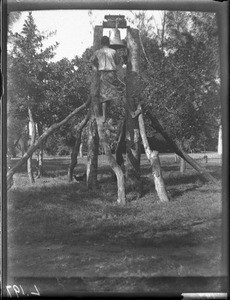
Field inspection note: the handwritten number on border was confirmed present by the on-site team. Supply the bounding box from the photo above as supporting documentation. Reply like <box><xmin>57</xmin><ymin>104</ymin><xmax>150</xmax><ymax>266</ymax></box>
<box><xmin>6</xmin><ymin>285</ymin><xmax>40</xmax><ymax>297</ymax></box>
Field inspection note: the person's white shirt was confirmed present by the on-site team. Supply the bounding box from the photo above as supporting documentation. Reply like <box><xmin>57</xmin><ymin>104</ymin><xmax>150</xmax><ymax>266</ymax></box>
<box><xmin>91</xmin><ymin>46</ymin><xmax>120</xmax><ymax>71</ymax></box>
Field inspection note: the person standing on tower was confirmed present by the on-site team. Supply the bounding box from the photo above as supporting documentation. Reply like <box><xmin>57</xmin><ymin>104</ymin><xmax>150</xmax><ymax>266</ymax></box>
<box><xmin>90</xmin><ymin>35</ymin><xmax>125</xmax><ymax>122</ymax></box>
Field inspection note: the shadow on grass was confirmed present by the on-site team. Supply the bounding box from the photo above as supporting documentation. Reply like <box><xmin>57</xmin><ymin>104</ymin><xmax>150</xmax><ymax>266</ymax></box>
<box><xmin>140</xmin><ymin>174</ymin><xmax>203</xmax><ymax>198</ymax></box>
<box><xmin>61</xmin><ymin>216</ymin><xmax>221</xmax><ymax>248</ymax></box>
<box><xmin>141</xmin><ymin>164</ymin><xmax>221</xmax><ymax>189</ymax></box>
<box><xmin>9</xmin><ymin>183</ymin><xmax>103</xmax><ymax>206</ymax></box>
<box><xmin>41</xmin><ymin>170</ymin><xmax>68</xmax><ymax>177</ymax></box>
<box><xmin>9</xmin><ymin>177</ymin><xmax>143</xmax><ymax>212</ymax></box>
<box><xmin>161</xmin><ymin>165</ymin><xmax>181</xmax><ymax>172</ymax></box>
<box><xmin>164</xmin><ymin>173</ymin><xmax>206</xmax><ymax>186</ymax></box>
<box><xmin>206</xmin><ymin>166</ymin><xmax>222</xmax><ymax>180</ymax></box>
<box><xmin>141</xmin><ymin>164</ymin><xmax>180</xmax><ymax>176</ymax></box>
<box><xmin>168</xmin><ymin>186</ymin><xmax>201</xmax><ymax>199</ymax></box>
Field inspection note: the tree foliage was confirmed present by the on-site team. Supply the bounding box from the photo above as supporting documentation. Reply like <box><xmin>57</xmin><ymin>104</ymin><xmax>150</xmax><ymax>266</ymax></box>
<box><xmin>7</xmin><ymin>12</ymin><xmax>92</xmax><ymax>156</ymax></box>
<box><xmin>7</xmin><ymin>11</ymin><xmax>221</xmax><ymax>157</ymax></box>
<box><xmin>8</xmin><ymin>11</ymin><xmax>59</xmax><ymax>140</ymax></box>
<box><xmin>132</xmin><ymin>11</ymin><xmax>221</xmax><ymax>152</ymax></box>
<box><xmin>7</xmin><ymin>12</ymin><xmax>58</xmax><ymax>156</ymax></box>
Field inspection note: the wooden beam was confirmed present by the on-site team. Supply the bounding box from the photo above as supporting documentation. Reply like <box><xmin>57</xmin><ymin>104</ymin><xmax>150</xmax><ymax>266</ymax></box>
<box><xmin>7</xmin><ymin>98</ymin><xmax>90</xmax><ymax>188</ymax></box>
<box><xmin>138</xmin><ymin>111</ymin><xmax>169</xmax><ymax>202</ymax></box>
<box><xmin>86</xmin><ymin>25</ymin><xmax>102</xmax><ymax>188</ymax></box>
<box><xmin>68</xmin><ymin>112</ymin><xmax>89</xmax><ymax>182</ymax></box>
<box><xmin>146</xmin><ymin>110</ymin><xmax>219</xmax><ymax>185</ymax></box>
<box><xmin>125</xmin><ymin>27</ymin><xmax>142</xmax><ymax>194</ymax></box>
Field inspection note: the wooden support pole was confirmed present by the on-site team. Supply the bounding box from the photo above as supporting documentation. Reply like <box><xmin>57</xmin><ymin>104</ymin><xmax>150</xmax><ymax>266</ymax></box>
<box><xmin>68</xmin><ymin>113</ymin><xmax>89</xmax><ymax>182</ymax></box>
<box><xmin>138</xmin><ymin>111</ymin><xmax>169</xmax><ymax>202</ymax></box>
<box><xmin>7</xmin><ymin>98</ymin><xmax>90</xmax><ymax>189</ymax></box>
<box><xmin>90</xmin><ymin>68</ymin><xmax>126</xmax><ymax>202</ymax></box>
<box><xmin>125</xmin><ymin>27</ymin><xmax>142</xmax><ymax>195</ymax></box>
<box><xmin>95</xmin><ymin>112</ymin><xmax>126</xmax><ymax>205</ymax></box>
<box><xmin>90</xmin><ymin>69</ymin><xmax>126</xmax><ymax>202</ymax></box>
<box><xmin>93</xmin><ymin>26</ymin><xmax>103</xmax><ymax>51</ymax></box>
<box><xmin>146</xmin><ymin>109</ymin><xmax>219</xmax><ymax>185</ymax></box>
<box><xmin>115</xmin><ymin>118</ymin><xmax>126</xmax><ymax>170</ymax></box>
<box><xmin>86</xmin><ymin>110</ymin><xmax>99</xmax><ymax>189</ymax></box>
<box><xmin>86</xmin><ymin>25</ymin><xmax>103</xmax><ymax>188</ymax></box>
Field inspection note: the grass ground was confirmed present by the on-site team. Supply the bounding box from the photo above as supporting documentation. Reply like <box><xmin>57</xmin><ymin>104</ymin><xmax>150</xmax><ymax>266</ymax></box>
<box><xmin>7</xmin><ymin>153</ymin><xmax>225</xmax><ymax>295</ymax></box>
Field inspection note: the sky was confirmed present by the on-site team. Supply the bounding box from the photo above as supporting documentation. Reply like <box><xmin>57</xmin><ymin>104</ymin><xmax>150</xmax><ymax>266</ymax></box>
<box><xmin>10</xmin><ymin>9</ymin><xmax>163</xmax><ymax>61</ymax></box>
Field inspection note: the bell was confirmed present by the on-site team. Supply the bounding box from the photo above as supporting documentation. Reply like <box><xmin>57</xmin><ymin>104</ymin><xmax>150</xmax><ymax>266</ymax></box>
<box><xmin>109</xmin><ymin>28</ymin><xmax>125</xmax><ymax>50</ymax></box>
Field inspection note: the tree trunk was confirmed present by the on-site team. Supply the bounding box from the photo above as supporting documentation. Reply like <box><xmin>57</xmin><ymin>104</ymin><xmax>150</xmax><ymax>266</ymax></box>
<box><xmin>125</xmin><ymin>28</ymin><xmax>142</xmax><ymax>195</ymax></box>
<box><xmin>138</xmin><ymin>111</ymin><xmax>169</xmax><ymax>202</ymax></box>
<box><xmin>68</xmin><ymin>113</ymin><xmax>89</xmax><ymax>182</ymax></box>
<box><xmin>86</xmin><ymin>112</ymin><xmax>99</xmax><ymax>189</ymax></box>
<box><xmin>95</xmin><ymin>113</ymin><xmax>126</xmax><ymax>205</ymax></box>
<box><xmin>7</xmin><ymin>98</ymin><xmax>90</xmax><ymax>189</ymax></box>
<box><xmin>175</xmin><ymin>154</ymin><xmax>179</xmax><ymax>163</ymax></box>
<box><xmin>27</xmin><ymin>156</ymin><xmax>34</xmax><ymax>183</ymax></box>
<box><xmin>146</xmin><ymin>109</ymin><xmax>218</xmax><ymax>185</ymax></box>
<box><xmin>36</xmin><ymin>123</ymin><xmax>44</xmax><ymax>178</ymax></box>
<box><xmin>36</xmin><ymin>148</ymin><xmax>43</xmax><ymax>178</ymax></box>
<box><xmin>27</xmin><ymin>108</ymin><xmax>36</xmax><ymax>184</ymax></box>
<box><xmin>179</xmin><ymin>141</ymin><xmax>186</xmax><ymax>173</ymax></box>
<box><xmin>69</xmin><ymin>141</ymin><xmax>80</xmax><ymax>182</ymax></box>
<box><xmin>8</xmin><ymin>136</ymin><xmax>20</xmax><ymax>158</ymax></box>
<box><xmin>218</xmin><ymin>124</ymin><xmax>222</xmax><ymax>155</ymax></box>
<box><xmin>115</xmin><ymin>119</ymin><xmax>126</xmax><ymax>171</ymax></box>
<box><xmin>79</xmin><ymin>143</ymin><xmax>83</xmax><ymax>158</ymax></box>
<box><xmin>180</xmin><ymin>158</ymin><xmax>186</xmax><ymax>174</ymax></box>
<box><xmin>19</xmin><ymin>133</ymin><xmax>27</xmax><ymax>156</ymax></box>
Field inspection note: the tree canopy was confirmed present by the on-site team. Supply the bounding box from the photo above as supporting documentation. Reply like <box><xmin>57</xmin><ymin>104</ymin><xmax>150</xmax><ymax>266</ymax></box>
<box><xmin>7</xmin><ymin>10</ymin><xmax>221</xmax><ymax>157</ymax></box>
<box><xmin>133</xmin><ymin>11</ymin><xmax>220</xmax><ymax>152</ymax></box>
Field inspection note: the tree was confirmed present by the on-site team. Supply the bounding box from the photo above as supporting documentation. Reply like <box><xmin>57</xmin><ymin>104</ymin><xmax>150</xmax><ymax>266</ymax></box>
<box><xmin>8</xmin><ymin>14</ymin><xmax>95</xmax><ymax>182</ymax></box>
<box><xmin>161</xmin><ymin>11</ymin><xmax>220</xmax><ymax>151</ymax></box>
<box><xmin>8</xmin><ymin>12</ymin><xmax>58</xmax><ymax>181</ymax></box>
<box><xmin>8</xmin><ymin>12</ymin><xmax>58</xmax><ymax>118</ymax></box>
<box><xmin>121</xmin><ymin>11</ymin><xmax>219</xmax><ymax>184</ymax></box>
<box><xmin>41</xmin><ymin>47</ymin><xmax>94</xmax><ymax>156</ymax></box>
<box><xmin>130</xmin><ymin>11</ymin><xmax>220</xmax><ymax>153</ymax></box>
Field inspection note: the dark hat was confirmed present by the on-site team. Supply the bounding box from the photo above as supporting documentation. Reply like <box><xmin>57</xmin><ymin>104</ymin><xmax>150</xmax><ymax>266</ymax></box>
<box><xmin>101</xmin><ymin>36</ymin><xmax>110</xmax><ymax>46</ymax></box>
